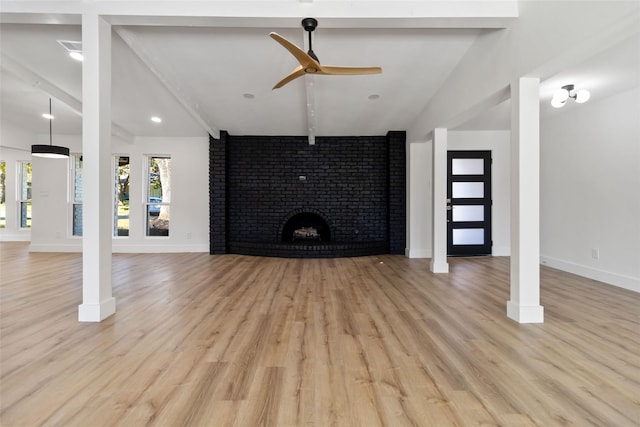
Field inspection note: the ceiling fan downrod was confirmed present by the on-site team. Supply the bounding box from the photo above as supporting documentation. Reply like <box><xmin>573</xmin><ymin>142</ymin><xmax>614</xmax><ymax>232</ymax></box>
<box><xmin>302</xmin><ymin>18</ymin><xmax>319</xmax><ymax>62</ymax></box>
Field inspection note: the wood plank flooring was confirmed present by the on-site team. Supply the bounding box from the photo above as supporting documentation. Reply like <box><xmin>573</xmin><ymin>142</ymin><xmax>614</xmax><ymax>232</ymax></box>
<box><xmin>1</xmin><ymin>242</ymin><xmax>638</xmax><ymax>426</ymax></box>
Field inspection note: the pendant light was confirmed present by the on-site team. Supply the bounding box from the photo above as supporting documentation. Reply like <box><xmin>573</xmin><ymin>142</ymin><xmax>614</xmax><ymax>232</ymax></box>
<box><xmin>31</xmin><ymin>98</ymin><xmax>70</xmax><ymax>159</ymax></box>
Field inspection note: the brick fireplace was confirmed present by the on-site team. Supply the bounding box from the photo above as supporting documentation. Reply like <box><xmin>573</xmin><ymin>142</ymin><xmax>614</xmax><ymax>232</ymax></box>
<box><xmin>280</xmin><ymin>209</ymin><xmax>331</xmax><ymax>242</ymax></box>
<box><xmin>209</xmin><ymin>131</ymin><xmax>405</xmax><ymax>258</ymax></box>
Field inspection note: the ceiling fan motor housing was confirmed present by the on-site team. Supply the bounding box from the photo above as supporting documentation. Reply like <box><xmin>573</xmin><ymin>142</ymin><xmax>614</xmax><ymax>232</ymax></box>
<box><xmin>302</xmin><ymin>18</ymin><xmax>318</xmax><ymax>32</ymax></box>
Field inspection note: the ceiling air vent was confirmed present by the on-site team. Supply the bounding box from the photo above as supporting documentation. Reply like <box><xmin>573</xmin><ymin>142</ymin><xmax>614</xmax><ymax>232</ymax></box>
<box><xmin>57</xmin><ymin>40</ymin><xmax>82</xmax><ymax>53</ymax></box>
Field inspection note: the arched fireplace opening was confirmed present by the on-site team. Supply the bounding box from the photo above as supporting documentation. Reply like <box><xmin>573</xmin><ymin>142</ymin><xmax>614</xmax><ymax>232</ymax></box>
<box><xmin>280</xmin><ymin>212</ymin><xmax>331</xmax><ymax>242</ymax></box>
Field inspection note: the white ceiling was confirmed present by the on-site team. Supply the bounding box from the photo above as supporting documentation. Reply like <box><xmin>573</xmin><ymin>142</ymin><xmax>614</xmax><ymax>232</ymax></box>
<box><xmin>0</xmin><ymin>5</ymin><xmax>638</xmax><ymax>142</ymax></box>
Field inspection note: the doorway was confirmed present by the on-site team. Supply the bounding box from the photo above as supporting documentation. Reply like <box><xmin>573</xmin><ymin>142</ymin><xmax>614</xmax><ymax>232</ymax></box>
<box><xmin>447</xmin><ymin>151</ymin><xmax>492</xmax><ymax>256</ymax></box>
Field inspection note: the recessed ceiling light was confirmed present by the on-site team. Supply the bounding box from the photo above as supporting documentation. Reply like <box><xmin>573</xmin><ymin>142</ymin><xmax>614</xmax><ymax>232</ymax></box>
<box><xmin>69</xmin><ymin>51</ymin><xmax>84</xmax><ymax>62</ymax></box>
<box><xmin>368</xmin><ymin>94</ymin><xmax>380</xmax><ymax>100</ymax></box>
<box><xmin>243</xmin><ymin>93</ymin><xmax>255</xmax><ymax>99</ymax></box>
<box><xmin>42</xmin><ymin>113</ymin><xmax>54</xmax><ymax>120</ymax></box>
<box><xmin>151</xmin><ymin>116</ymin><xmax>162</xmax><ymax>123</ymax></box>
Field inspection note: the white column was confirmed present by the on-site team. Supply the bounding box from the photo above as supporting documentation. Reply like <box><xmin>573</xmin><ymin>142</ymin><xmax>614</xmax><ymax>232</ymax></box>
<box><xmin>78</xmin><ymin>13</ymin><xmax>115</xmax><ymax>322</ymax></box>
<box><xmin>430</xmin><ymin>128</ymin><xmax>449</xmax><ymax>273</ymax></box>
<box><xmin>507</xmin><ymin>77</ymin><xmax>544</xmax><ymax>323</ymax></box>
<box><xmin>405</xmin><ymin>140</ymin><xmax>412</xmax><ymax>257</ymax></box>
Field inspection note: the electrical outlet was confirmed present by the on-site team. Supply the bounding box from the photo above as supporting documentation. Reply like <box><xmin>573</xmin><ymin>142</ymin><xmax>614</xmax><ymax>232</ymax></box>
<box><xmin>186</xmin><ymin>232</ymin><xmax>192</xmax><ymax>240</ymax></box>
<box><xmin>591</xmin><ymin>248</ymin><xmax>599</xmax><ymax>260</ymax></box>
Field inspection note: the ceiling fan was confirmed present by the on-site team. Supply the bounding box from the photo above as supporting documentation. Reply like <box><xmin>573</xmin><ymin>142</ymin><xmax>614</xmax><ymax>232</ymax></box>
<box><xmin>270</xmin><ymin>18</ymin><xmax>382</xmax><ymax>89</ymax></box>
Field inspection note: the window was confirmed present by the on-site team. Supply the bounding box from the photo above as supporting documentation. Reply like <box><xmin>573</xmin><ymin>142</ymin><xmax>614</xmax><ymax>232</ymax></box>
<box><xmin>114</xmin><ymin>156</ymin><xmax>130</xmax><ymax>237</ymax></box>
<box><xmin>72</xmin><ymin>155</ymin><xmax>83</xmax><ymax>236</ymax></box>
<box><xmin>146</xmin><ymin>156</ymin><xmax>170</xmax><ymax>237</ymax></box>
<box><xmin>18</xmin><ymin>161</ymin><xmax>32</xmax><ymax>229</ymax></box>
<box><xmin>0</xmin><ymin>161</ymin><xmax>5</xmax><ymax>228</ymax></box>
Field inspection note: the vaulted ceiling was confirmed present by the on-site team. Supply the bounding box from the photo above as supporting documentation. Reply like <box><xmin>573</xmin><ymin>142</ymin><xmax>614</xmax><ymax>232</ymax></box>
<box><xmin>0</xmin><ymin>1</ymin><xmax>638</xmax><ymax>143</ymax></box>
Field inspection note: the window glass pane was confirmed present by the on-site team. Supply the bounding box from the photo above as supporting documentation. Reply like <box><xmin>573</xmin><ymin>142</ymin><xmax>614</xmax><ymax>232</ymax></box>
<box><xmin>74</xmin><ymin>156</ymin><xmax>83</xmax><ymax>203</ymax></box>
<box><xmin>147</xmin><ymin>156</ymin><xmax>170</xmax><ymax>237</ymax></box>
<box><xmin>452</xmin><ymin>158</ymin><xmax>483</xmax><ymax>175</ymax></box>
<box><xmin>20</xmin><ymin>201</ymin><xmax>31</xmax><ymax>228</ymax></box>
<box><xmin>0</xmin><ymin>162</ymin><xmax>5</xmax><ymax>228</ymax></box>
<box><xmin>115</xmin><ymin>156</ymin><xmax>130</xmax><ymax>237</ymax></box>
<box><xmin>452</xmin><ymin>182</ymin><xmax>484</xmax><ymax>198</ymax></box>
<box><xmin>147</xmin><ymin>205</ymin><xmax>169</xmax><ymax>236</ymax></box>
<box><xmin>452</xmin><ymin>205</ymin><xmax>484</xmax><ymax>222</ymax></box>
<box><xmin>72</xmin><ymin>155</ymin><xmax>83</xmax><ymax>236</ymax></box>
<box><xmin>73</xmin><ymin>204</ymin><xmax>83</xmax><ymax>236</ymax></box>
<box><xmin>148</xmin><ymin>157</ymin><xmax>171</xmax><ymax>202</ymax></box>
<box><xmin>20</xmin><ymin>162</ymin><xmax>32</xmax><ymax>200</ymax></box>
<box><xmin>19</xmin><ymin>162</ymin><xmax>32</xmax><ymax>228</ymax></box>
<box><xmin>453</xmin><ymin>228</ymin><xmax>484</xmax><ymax>245</ymax></box>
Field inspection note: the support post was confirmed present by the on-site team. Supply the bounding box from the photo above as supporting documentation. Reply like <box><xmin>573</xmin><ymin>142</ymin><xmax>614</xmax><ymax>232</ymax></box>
<box><xmin>507</xmin><ymin>77</ymin><xmax>544</xmax><ymax>323</ymax></box>
<box><xmin>78</xmin><ymin>13</ymin><xmax>115</xmax><ymax>322</ymax></box>
<box><xmin>431</xmin><ymin>128</ymin><xmax>449</xmax><ymax>273</ymax></box>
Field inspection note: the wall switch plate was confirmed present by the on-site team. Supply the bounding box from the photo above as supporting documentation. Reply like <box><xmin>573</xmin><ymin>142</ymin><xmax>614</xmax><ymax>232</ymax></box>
<box><xmin>591</xmin><ymin>248</ymin><xmax>599</xmax><ymax>259</ymax></box>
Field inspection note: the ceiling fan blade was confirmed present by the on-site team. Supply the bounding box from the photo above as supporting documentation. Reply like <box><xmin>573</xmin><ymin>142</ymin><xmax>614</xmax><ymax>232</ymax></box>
<box><xmin>273</xmin><ymin>65</ymin><xmax>306</xmax><ymax>89</ymax></box>
<box><xmin>319</xmin><ymin>65</ymin><xmax>382</xmax><ymax>75</ymax></box>
<box><xmin>270</xmin><ymin>27</ymin><xmax>381</xmax><ymax>89</ymax></box>
<box><xmin>270</xmin><ymin>32</ymin><xmax>319</xmax><ymax>69</ymax></box>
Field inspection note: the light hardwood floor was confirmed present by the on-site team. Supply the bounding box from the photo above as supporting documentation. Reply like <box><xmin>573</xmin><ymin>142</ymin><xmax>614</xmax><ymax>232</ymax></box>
<box><xmin>1</xmin><ymin>242</ymin><xmax>638</xmax><ymax>426</ymax></box>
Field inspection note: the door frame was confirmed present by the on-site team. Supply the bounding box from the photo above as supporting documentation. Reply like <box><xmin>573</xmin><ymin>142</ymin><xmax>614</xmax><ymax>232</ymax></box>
<box><xmin>447</xmin><ymin>150</ymin><xmax>492</xmax><ymax>256</ymax></box>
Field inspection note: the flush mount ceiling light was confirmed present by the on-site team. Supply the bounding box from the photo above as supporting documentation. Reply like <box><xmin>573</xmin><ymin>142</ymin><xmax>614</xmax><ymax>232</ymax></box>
<box><xmin>150</xmin><ymin>116</ymin><xmax>162</xmax><ymax>123</ymax></box>
<box><xmin>551</xmin><ymin>84</ymin><xmax>590</xmax><ymax>108</ymax></box>
<box><xmin>32</xmin><ymin>98</ymin><xmax>70</xmax><ymax>159</ymax></box>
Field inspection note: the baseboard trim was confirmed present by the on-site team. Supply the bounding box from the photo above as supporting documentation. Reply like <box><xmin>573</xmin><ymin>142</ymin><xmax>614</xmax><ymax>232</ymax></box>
<box><xmin>407</xmin><ymin>248</ymin><xmax>431</xmax><ymax>258</ymax></box>
<box><xmin>78</xmin><ymin>297</ymin><xmax>116</xmax><ymax>322</ymax></box>
<box><xmin>28</xmin><ymin>243</ymin><xmax>209</xmax><ymax>253</ymax></box>
<box><xmin>29</xmin><ymin>243</ymin><xmax>81</xmax><ymax>252</ymax></box>
<box><xmin>492</xmin><ymin>246</ymin><xmax>510</xmax><ymax>256</ymax></box>
<box><xmin>113</xmin><ymin>244</ymin><xmax>209</xmax><ymax>253</ymax></box>
<box><xmin>506</xmin><ymin>301</ymin><xmax>544</xmax><ymax>323</ymax></box>
<box><xmin>430</xmin><ymin>259</ymin><xmax>449</xmax><ymax>273</ymax></box>
<box><xmin>540</xmin><ymin>255</ymin><xmax>639</xmax><ymax>293</ymax></box>
<box><xmin>0</xmin><ymin>234</ymin><xmax>31</xmax><ymax>242</ymax></box>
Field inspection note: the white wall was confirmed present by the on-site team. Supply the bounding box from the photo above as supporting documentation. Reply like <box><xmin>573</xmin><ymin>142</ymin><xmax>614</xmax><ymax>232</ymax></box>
<box><xmin>28</xmin><ymin>135</ymin><xmax>210</xmax><ymax>253</ymax></box>
<box><xmin>540</xmin><ymin>87</ymin><xmax>640</xmax><ymax>292</ymax></box>
<box><xmin>406</xmin><ymin>130</ymin><xmax>511</xmax><ymax>258</ymax></box>
<box><xmin>0</xmin><ymin>122</ymin><xmax>36</xmax><ymax>241</ymax></box>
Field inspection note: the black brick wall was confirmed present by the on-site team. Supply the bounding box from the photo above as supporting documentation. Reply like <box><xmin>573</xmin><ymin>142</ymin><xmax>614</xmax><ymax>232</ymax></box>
<box><xmin>387</xmin><ymin>131</ymin><xmax>407</xmax><ymax>254</ymax></box>
<box><xmin>209</xmin><ymin>132</ymin><xmax>227</xmax><ymax>254</ymax></box>
<box><xmin>209</xmin><ymin>132</ymin><xmax>406</xmax><ymax>257</ymax></box>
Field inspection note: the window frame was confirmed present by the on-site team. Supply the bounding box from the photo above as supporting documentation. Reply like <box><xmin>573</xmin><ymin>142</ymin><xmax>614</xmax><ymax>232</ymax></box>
<box><xmin>0</xmin><ymin>161</ymin><xmax>6</xmax><ymax>229</ymax></box>
<box><xmin>70</xmin><ymin>154</ymin><xmax>83</xmax><ymax>237</ymax></box>
<box><xmin>17</xmin><ymin>160</ymin><xmax>32</xmax><ymax>229</ymax></box>
<box><xmin>113</xmin><ymin>155</ymin><xmax>130</xmax><ymax>238</ymax></box>
<box><xmin>145</xmin><ymin>155</ymin><xmax>171</xmax><ymax>238</ymax></box>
